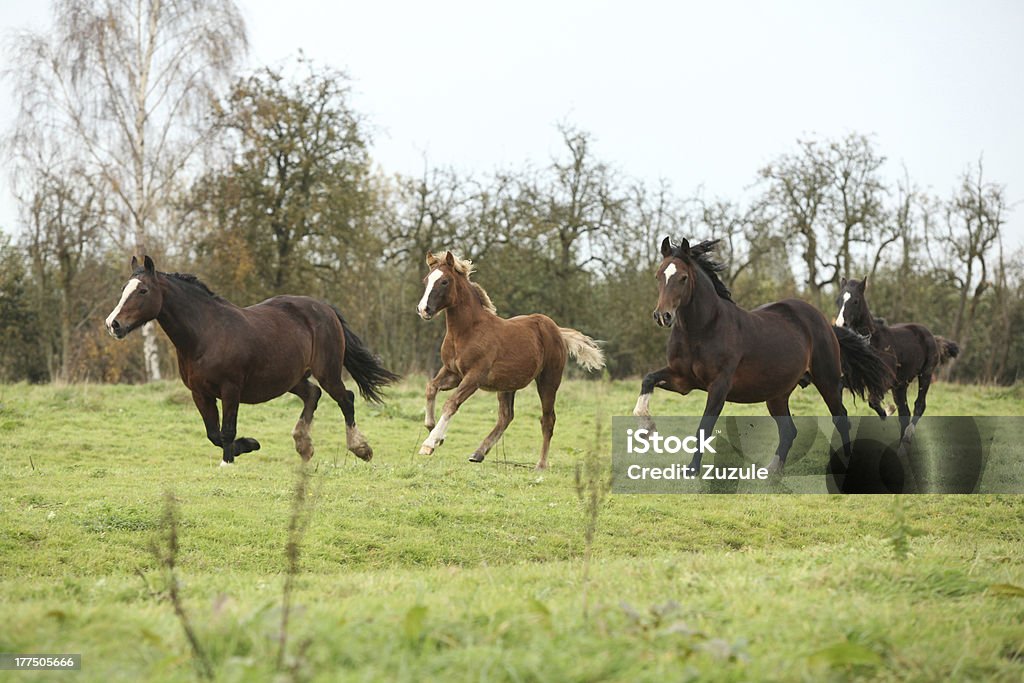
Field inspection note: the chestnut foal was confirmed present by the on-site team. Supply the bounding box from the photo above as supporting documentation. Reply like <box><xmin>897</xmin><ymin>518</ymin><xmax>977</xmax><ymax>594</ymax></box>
<box><xmin>416</xmin><ymin>251</ymin><xmax>604</xmax><ymax>469</ymax></box>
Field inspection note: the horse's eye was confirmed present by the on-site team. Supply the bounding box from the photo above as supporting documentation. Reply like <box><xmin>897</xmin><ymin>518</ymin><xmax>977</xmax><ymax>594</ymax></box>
<box><xmin>680</xmin><ymin>274</ymin><xmax>688</xmax><ymax>282</ymax></box>
<box><xmin>851</xmin><ymin>298</ymin><xmax>858</xmax><ymax>304</ymax></box>
<box><xmin>139</xmin><ymin>288</ymin><xmax>149</xmax><ymax>295</ymax></box>
<box><xmin>440</xmin><ymin>279</ymin><xmax>450</xmax><ymax>286</ymax></box>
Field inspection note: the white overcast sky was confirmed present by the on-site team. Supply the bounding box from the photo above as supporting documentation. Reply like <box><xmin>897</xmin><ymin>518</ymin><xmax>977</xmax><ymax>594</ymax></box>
<box><xmin>2</xmin><ymin>0</ymin><xmax>1022</xmax><ymax>248</ymax></box>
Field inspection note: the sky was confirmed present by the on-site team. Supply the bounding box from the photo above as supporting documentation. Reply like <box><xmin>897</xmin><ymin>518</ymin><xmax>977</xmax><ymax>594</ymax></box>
<box><xmin>1</xmin><ymin>0</ymin><xmax>1022</xmax><ymax>248</ymax></box>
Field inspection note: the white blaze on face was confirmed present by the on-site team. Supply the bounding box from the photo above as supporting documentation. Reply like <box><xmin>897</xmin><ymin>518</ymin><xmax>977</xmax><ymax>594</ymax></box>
<box><xmin>835</xmin><ymin>292</ymin><xmax>851</xmax><ymax>327</ymax></box>
<box><xmin>105</xmin><ymin>278</ymin><xmax>140</xmax><ymax>335</ymax></box>
<box><xmin>662</xmin><ymin>263</ymin><xmax>677</xmax><ymax>283</ymax></box>
<box><xmin>417</xmin><ymin>269</ymin><xmax>444</xmax><ymax>318</ymax></box>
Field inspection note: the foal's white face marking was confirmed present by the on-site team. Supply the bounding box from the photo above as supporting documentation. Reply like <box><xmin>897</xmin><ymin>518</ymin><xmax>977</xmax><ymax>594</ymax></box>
<box><xmin>835</xmin><ymin>291</ymin><xmax>851</xmax><ymax>327</ymax></box>
<box><xmin>417</xmin><ymin>269</ymin><xmax>444</xmax><ymax>318</ymax></box>
<box><xmin>662</xmin><ymin>262</ymin><xmax>678</xmax><ymax>282</ymax></box>
<box><xmin>105</xmin><ymin>278</ymin><xmax>141</xmax><ymax>336</ymax></box>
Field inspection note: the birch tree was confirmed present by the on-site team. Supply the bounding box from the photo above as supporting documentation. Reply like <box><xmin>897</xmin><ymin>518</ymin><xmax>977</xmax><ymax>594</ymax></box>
<box><xmin>6</xmin><ymin>0</ymin><xmax>247</xmax><ymax>380</ymax></box>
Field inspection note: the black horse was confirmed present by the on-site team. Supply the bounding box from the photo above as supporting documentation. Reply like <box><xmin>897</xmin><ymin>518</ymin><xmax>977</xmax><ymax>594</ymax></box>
<box><xmin>635</xmin><ymin>238</ymin><xmax>893</xmax><ymax>475</ymax></box>
<box><xmin>835</xmin><ymin>276</ymin><xmax>959</xmax><ymax>443</ymax></box>
<box><xmin>105</xmin><ymin>256</ymin><xmax>398</xmax><ymax>465</ymax></box>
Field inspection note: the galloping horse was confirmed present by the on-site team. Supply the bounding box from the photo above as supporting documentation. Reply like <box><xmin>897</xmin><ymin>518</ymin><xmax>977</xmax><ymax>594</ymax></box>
<box><xmin>634</xmin><ymin>238</ymin><xmax>893</xmax><ymax>475</ymax></box>
<box><xmin>105</xmin><ymin>256</ymin><xmax>398</xmax><ymax>465</ymax></box>
<box><xmin>835</xmin><ymin>276</ymin><xmax>959</xmax><ymax>442</ymax></box>
<box><xmin>416</xmin><ymin>251</ymin><xmax>605</xmax><ymax>469</ymax></box>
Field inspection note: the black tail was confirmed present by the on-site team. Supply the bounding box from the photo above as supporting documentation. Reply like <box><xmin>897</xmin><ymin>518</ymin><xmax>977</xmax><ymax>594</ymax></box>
<box><xmin>833</xmin><ymin>326</ymin><xmax>894</xmax><ymax>400</ymax></box>
<box><xmin>935</xmin><ymin>335</ymin><xmax>960</xmax><ymax>365</ymax></box>
<box><xmin>333</xmin><ymin>307</ymin><xmax>400</xmax><ymax>404</ymax></box>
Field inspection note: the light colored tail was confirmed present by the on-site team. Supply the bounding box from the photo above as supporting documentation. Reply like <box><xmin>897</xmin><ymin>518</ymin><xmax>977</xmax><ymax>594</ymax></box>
<box><xmin>559</xmin><ymin>327</ymin><xmax>605</xmax><ymax>372</ymax></box>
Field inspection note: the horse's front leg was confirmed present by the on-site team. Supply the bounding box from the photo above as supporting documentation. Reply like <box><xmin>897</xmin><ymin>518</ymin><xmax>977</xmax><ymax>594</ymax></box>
<box><xmin>686</xmin><ymin>375</ymin><xmax>733</xmax><ymax>474</ymax></box>
<box><xmin>419</xmin><ymin>373</ymin><xmax>481</xmax><ymax>456</ymax></box>
<box><xmin>191</xmin><ymin>390</ymin><xmax>222</xmax><ymax>447</ymax></box>
<box><xmin>425</xmin><ymin>367</ymin><xmax>460</xmax><ymax>431</ymax></box>
<box><xmin>218</xmin><ymin>385</ymin><xmax>260</xmax><ymax>466</ymax></box>
<box><xmin>633</xmin><ymin>367</ymin><xmax>692</xmax><ymax>430</ymax></box>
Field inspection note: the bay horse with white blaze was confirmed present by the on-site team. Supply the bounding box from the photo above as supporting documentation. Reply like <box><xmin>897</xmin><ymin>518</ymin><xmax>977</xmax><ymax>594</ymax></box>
<box><xmin>105</xmin><ymin>256</ymin><xmax>398</xmax><ymax>465</ymax></box>
<box><xmin>635</xmin><ymin>238</ymin><xmax>894</xmax><ymax>475</ymax></box>
<box><xmin>835</xmin><ymin>276</ymin><xmax>959</xmax><ymax>443</ymax></box>
<box><xmin>416</xmin><ymin>251</ymin><xmax>605</xmax><ymax>469</ymax></box>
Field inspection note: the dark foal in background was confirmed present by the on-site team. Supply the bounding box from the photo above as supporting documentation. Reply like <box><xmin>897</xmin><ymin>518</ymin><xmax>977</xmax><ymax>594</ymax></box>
<box><xmin>635</xmin><ymin>238</ymin><xmax>893</xmax><ymax>475</ymax></box>
<box><xmin>105</xmin><ymin>256</ymin><xmax>398</xmax><ymax>465</ymax></box>
<box><xmin>835</xmin><ymin>277</ymin><xmax>959</xmax><ymax>444</ymax></box>
<box><xmin>416</xmin><ymin>251</ymin><xmax>605</xmax><ymax>469</ymax></box>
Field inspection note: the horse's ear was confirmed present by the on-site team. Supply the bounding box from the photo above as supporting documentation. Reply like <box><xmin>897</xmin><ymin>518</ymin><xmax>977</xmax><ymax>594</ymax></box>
<box><xmin>660</xmin><ymin>236</ymin><xmax>672</xmax><ymax>257</ymax></box>
<box><xmin>858</xmin><ymin>277</ymin><xmax>867</xmax><ymax>291</ymax></box>
<box><xmin>680</xmin><ymin>237</ymin><xmax>690</xmax><ymax>254</ymax></box>
<box><xmin>131</xmin><ymin>255</ymin><xmax>139</xmax><ymax>272</ymax></box>
<box><xmin>143</xmin><ymin>255</ymin><xmax>155</xmax><ymax>275</ymax></box>
<box><xmin>425</xmin><ymin>251</ymin><xmax>434</xmax><ymax>266</ymax></box>
<box><xmin>840</xmin><ymin>277</ymin><xmax>847</xmax><ymax>288</ymax></box>
<box><xmin>445</xmin><ymin>251</ymin><xmax>455</xmax><ymax>267</ymax></box>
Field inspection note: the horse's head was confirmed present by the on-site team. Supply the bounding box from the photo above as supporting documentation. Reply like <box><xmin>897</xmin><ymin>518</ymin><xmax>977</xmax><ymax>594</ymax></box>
<box><xmin>653</xmin><ymin>237</ymin><xmax>699</xmax><ymax>327</ymax></box>
<box><xmin>105</xmin><ymin>255</ymin><xmax>163</xmax><ymax>339</ymax></box>
<box><xmin>835</xmin><ymin>277</ymin><xmax>869</xmax><ymax>329</ymax></box>
<box><xmin>418</xmin><ymin>251</ymin><xmax>459</xmax><ymax>320</ymax></box>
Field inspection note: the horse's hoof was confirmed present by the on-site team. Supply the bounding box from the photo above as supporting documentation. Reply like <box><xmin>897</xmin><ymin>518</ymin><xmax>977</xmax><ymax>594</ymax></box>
<box><xmin>534</xmin><ymin>462</ymin><xmax>549</xmax><ymax>471</ymax></box>
<box><xmin>219</xmin><ymin>460</ymin><xmax>233</xmax><ymax>468</ymax></box>
<box><xmin>634</xmin><ymin>415</ymin><xmax>657</xmax><ymax>432</ymax></box>
<box><xmin>468</xmin><ymin>453</ymin><xmax>484</xmax><ymax>463</ymax></box>
<box><xmin>418</xmin><ymin>444</ymin><xmax>434</xmax><ymax>456</ymax></box>
<box><xmin>237</xmin><ymin>437</ymin><xmax>261</xmax><ymax>453</ymax></box>
<box><xmin>767</xmin><ymin>456</ymin><xmax>784</xmax><ymax>477</ymax></box>
<box><xmin>886</xmin><ymin>404</ymin><xmax>897</xmax><ymax>416</ymax></box>
<box><xmin>351</xmin><ymin>444</ymin><xmax>373</xmax><ymax>462</ymax></box>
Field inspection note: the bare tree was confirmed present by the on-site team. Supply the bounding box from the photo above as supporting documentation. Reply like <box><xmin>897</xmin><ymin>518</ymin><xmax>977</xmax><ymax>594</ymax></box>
<box><xmin>6</xmin><ymin>0</ymin><xmax>248</xmax><ymax>380</ymax></box>
<box><xmin>938</xmin><ymin>159</ymin><xmax>1007</xmax><ymax>377</ymax></box>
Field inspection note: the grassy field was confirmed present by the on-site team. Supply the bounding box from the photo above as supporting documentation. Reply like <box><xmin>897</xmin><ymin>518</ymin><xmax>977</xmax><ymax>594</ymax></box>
<box><xmin>1</xmin><ymin>378</ymin><xmax>1023</xmax><ymax>682</ymax></box>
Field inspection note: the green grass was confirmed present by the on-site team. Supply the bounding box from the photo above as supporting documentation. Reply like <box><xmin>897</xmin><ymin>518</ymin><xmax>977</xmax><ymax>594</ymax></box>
<box><xmin>0</xmin><ymin>379</ymin><xmax>1022</xmax><ymax>681</ymax></box>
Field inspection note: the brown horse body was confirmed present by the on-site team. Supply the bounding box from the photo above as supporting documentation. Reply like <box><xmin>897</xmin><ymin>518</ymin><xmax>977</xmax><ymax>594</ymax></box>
<box><xmin>416</xmin><ymin>252</ymin><xmax>604</xmax><ymax>469</ymax></box>
<box><xmin>835</xmin><ymin>277</ymin><xmax>959</xmax><ymax>441</ymax></box>
<box><xmin>105</xmin><ymin>256</ymin><xmax>397</xmax><ymax>465</ymax></box>
<box><xmin>637</xmin><ymin>238</ymin><xmax>893</xmax><ymax>474</ymax></box>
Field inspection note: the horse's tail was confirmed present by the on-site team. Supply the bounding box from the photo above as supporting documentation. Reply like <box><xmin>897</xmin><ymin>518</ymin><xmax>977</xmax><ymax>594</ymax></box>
<box><xmin>558</xmin><ymin>327</ymin><xmax>605</xmax><ymax>372</ymax></box>
<box><xmin>332</xmin><ymin>307</ymin><xmax>400</xmax><ymax>404</ymax></box>
<box><xmin>935</xmin><ymin>335</ymin><xmax>960</xmax><ymax>365</ymax></box>
<box><xmin>833</xmin><ymin>325</ymin><xmax>893</xmax><ymax>400</ymax></box>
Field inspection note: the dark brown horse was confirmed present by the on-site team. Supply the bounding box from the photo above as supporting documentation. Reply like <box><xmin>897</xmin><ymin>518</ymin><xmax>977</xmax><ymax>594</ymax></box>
<box><xmin>105</xmin><ymin>256</ymin><xmax>398</xmax><ymax>465</ymax></box>
<box><xmin>835</xmin><ymin>276</ymin><xmax>959</xmax><ymax>443</ymax></box>
<box><xmin>416</xmin><ymin>251</ymin><xmax>605</xmax><ymax>469</ymax></box>
<box><xmin>635</xmin><ymin>238</ymin><xmax>893</xmax><ymax>475</ymax></box>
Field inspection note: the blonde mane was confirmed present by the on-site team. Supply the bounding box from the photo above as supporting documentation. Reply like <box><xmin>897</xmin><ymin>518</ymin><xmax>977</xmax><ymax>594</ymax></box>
<box><xmin>426</xmin><ymin>251</ymin><xmax>496</xmax><ymax>314</ymax></box>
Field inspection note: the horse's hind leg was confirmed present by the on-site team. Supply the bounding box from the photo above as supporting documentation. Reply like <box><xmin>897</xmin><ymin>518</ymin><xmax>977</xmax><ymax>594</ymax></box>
<box><xmin>812</xmin><ymin>373</ymin><xmax>852</xmax><ymax>458</ymax></box>
<box><xmin>288</xmin><ymin>377</ymin><xmax>322</xmax><ymax>461</ymax></box>
<box><xmin>313</xmin><ymin>351</ymin><xmax>373</xmax><ymax>461</ymax></box>
<box><xmin>898</xmin><ymin>375</ymin><xmax>931</xmax><ymax>452</ymax></box>
<box><xmin>766</xmin><ymin>394</ymin><xmax>798</xmax><ymax>476</ymax></box>
<box><xmin>535</xmin><ymin>369</ymin><xmax>562</xmax><ymax>470</ymax></box>
<box><xmin>469</xmin><ymin>391</ymin><xmax>515</xmax><ymax>463</ymax></box>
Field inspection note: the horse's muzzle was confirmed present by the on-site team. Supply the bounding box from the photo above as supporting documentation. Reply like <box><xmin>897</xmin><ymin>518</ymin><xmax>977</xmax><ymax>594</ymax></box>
<box><xmin>107</xmin><ymin>319</ymin><xmax>127</xmax><ymax>339</ymax></box>
<box><xmin>653</xmin><ymin>310</ymin><xmax>673</xmax><ymax>327</ymax></box>
<box><xmin>417</xmin><ymin>306</ymin><xmax>434</xmax><ymax>321</ymax></box>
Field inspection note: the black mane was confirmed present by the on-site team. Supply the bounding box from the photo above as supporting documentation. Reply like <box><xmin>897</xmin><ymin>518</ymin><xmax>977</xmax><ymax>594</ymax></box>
<box><xmin>134</xmin><ymin>267</ymin><xmax>219</xmax><ymax>298</ymax></box>
<box><xmin>672</xmin><ymin>239</ymin><xmax>733</xmax><ymax>302</ymax></box>
<box><xmin>168</xmin><ymin>272</ymin><xmax>218</xmax><ymax>297</ymax></box>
